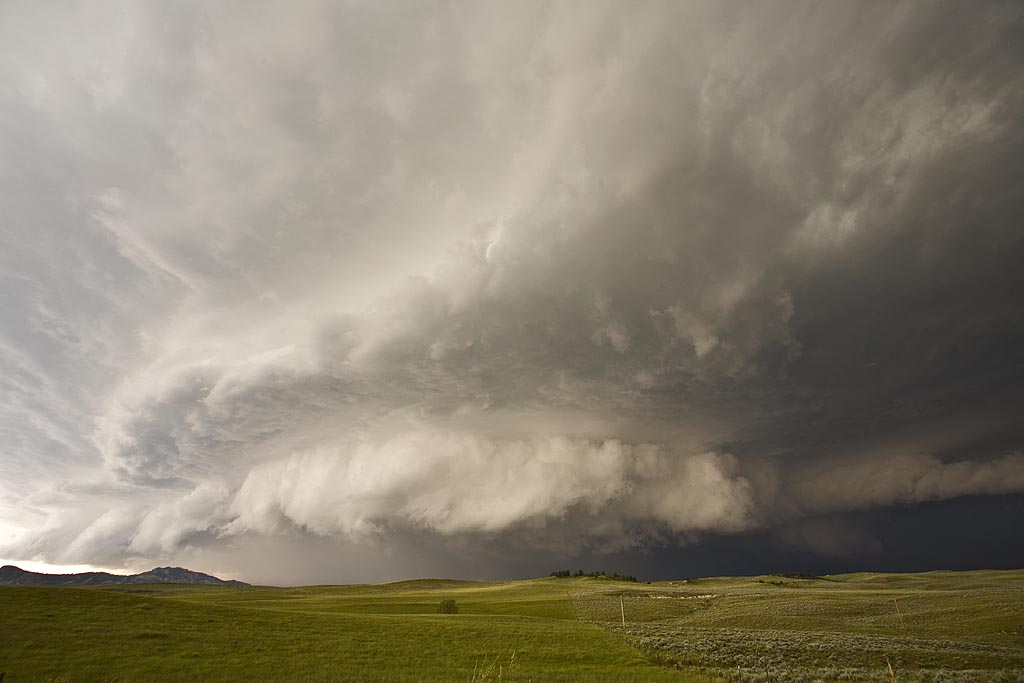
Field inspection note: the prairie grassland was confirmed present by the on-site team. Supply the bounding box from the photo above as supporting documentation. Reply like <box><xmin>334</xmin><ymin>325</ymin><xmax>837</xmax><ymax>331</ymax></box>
<box><xmin>570</xmin><ymin>569</ymin><xmax>1024</xmax><ymax>683</ymax></box>
<box><xmin>2</xmin><ymin>570</ymin><xmax>1021</xmax><ymax>682</ymax></box>
<box><xmin>0</xmin><ymin>578</ymin><xmax>704</xmax><ymax>683</ymax></box>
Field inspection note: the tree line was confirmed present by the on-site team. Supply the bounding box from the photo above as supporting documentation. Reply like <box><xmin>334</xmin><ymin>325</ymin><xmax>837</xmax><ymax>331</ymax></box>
<box><xmin>549</xmin><ymin>569</ymin><xmax>638</xmax><ymax>582</ymax></box>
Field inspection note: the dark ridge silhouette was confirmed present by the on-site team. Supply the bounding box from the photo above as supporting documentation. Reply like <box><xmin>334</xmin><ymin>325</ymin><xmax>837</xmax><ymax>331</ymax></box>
<box><xmin>0</xmin><ymin>564</ymin><xmax>248</xmax><ymax>587</ymax></box>
<box><xmin>549</xmin><ymin>569</ymin><xmax>638</xmax><ymax>582</ymax></box>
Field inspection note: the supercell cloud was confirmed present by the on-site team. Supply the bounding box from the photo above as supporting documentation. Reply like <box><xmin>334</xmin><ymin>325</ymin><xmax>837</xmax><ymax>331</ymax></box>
<box><xmin>1</xmin><ymin>1</ymin><xmax>1023</xmax><ymax>583</ymax></box>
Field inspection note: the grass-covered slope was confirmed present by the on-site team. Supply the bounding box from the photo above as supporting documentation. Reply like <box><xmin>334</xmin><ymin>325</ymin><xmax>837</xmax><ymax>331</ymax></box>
<box><xmin>572</xmin><ymin>569</ymin><xmax>1024</xmax><ymax>683</ymax></box>
<box><xmin>2</xmin><ymin>570</ymin><xmax>1022</xmax><ymax>682</ymax></box>
<box><xmin>0</xmin><ymin>578</ymin><xmax>701</xmax><ymax>683</ymax></box>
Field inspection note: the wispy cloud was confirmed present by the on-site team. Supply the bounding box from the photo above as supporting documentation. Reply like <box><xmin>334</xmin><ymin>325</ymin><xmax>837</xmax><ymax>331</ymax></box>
<box><xmin>2</xmin><ymin>0</ymin><xmax>1023</xmax><ymax>581</ymax></box>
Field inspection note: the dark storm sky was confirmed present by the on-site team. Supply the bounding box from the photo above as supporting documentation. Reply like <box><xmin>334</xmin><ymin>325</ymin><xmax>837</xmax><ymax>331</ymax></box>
<box><xmin>1</xmin><ymin>1</ymin><xmax>1022</xmax><ymax>584</ymax></box>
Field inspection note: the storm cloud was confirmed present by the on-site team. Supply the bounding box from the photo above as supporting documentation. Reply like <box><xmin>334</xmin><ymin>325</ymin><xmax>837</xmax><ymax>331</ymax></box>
<box><xmin>2</xmin><ymin>0</ymin><xmax>1023</xmax><ymax>582</ymax></box>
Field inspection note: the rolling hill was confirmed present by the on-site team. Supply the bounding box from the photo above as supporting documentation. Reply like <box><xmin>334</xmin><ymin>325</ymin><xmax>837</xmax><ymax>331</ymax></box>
<box><xmin>0</xmin><ymin>564</ymin><xmax>247</xmax><ymax>587</ymax></box>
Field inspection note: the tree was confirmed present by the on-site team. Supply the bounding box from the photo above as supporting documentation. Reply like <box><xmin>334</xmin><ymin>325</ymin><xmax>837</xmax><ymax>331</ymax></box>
<box><xmin>437</xmin><ymin>598</ymin><xmax>458</xmax><ymax>614</ymax></box>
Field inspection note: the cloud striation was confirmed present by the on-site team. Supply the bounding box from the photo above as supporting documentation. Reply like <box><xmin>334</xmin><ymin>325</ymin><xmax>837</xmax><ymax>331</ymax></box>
<box><xmin>1</xmin><ymin>0</ymin><xmax>1023</xmax><ymax>582</ymax></box>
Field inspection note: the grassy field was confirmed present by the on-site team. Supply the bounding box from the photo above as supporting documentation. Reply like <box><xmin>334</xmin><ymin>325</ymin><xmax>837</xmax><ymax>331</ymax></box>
<box><xmin>1</xmin><ymin>570</ymin><xmax>1022</xmax><ymax>682</ymax></box>
<box><xmin>572</xmin><ymin>569</ymin><xmax>1024</xmax><ymax>682</ymax></box>
<box><xmin>0</xmin><ymin>577</ymin><xmax>702</xmax><ymax>683</ymax></box>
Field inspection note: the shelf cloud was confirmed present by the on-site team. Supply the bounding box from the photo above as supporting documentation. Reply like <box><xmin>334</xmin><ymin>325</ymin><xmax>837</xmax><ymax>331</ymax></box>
<box><xmin>2</xmin><ymin>0</ymin><xmax>1023</xmax><ymax>582</ymax></box>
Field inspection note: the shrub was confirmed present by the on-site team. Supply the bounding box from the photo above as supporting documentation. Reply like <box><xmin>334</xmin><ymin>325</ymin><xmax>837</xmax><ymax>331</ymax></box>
<box><xmin>437</xmin><ymin>599</ymin><xmax>458</xmax><ymax>614</ymax></box>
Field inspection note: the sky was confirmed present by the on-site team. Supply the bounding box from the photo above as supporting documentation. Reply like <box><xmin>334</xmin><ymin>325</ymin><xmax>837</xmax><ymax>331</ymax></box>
<box><xmin>1</xmin><ymin>1</ymin><xmax>1023</xmax><ymax>586</ymax></box>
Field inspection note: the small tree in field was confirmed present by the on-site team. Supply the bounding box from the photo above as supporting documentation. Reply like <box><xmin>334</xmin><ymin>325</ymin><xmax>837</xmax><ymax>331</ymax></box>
<box><xmin>437</xmin><ymin>599</ymin><xmax>458</xmax><ymax>614</ymax></box>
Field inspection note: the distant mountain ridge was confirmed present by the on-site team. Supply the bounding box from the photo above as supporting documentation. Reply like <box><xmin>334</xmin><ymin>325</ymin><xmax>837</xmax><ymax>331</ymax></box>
<box><xmin>0</xmin><ymin>564</ymin><xmax>248</xmax><ymax>587</ymax></box>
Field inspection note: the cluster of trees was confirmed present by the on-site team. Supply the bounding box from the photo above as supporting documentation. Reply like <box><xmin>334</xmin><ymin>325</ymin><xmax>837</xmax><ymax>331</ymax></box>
<box><xmin>437</xmin><ymin>599</ymin><xmax>458</xmax><ymax>614</ymax></box>
<box><xmin>549</xmin><ymin>569</ymin><xmax>638</xmax><ymax>582</ymax></box>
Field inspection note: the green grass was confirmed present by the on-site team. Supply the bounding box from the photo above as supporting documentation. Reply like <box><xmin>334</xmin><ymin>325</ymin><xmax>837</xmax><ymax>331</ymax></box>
<box><xmin>571</xmin><ymin>569</ymin><xmax>1024</xmax><ymax>682</ymax></box>
<box><xmin>2</xmin><ymin>570</ymin><xmax>1022</xmax><ymax>682</ymax></box>
<box><xmin>0</xmin><ymin>578</ymin><xmax>703</xmax><ymax>682</ymax></box>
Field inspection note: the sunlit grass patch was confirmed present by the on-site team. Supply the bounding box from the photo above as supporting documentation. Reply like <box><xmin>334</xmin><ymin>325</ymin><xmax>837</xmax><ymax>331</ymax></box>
<box><xmin>570</xmin><ymin>570</ymin><xmax>1024</xmax><ymax>683</ymax></box>
<box><xmin>0</xmin><ymin>580</ymin><xmax>704</xmax><ymax>683</ymax></box>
